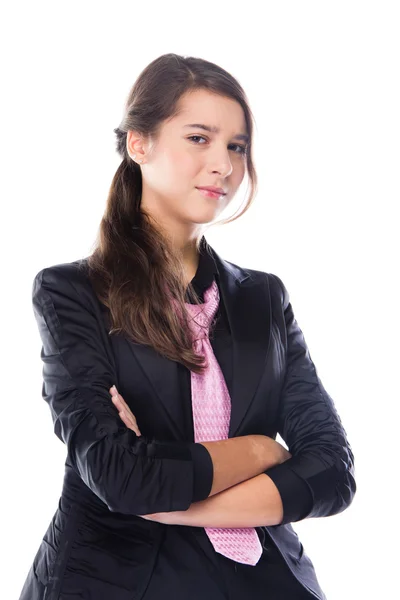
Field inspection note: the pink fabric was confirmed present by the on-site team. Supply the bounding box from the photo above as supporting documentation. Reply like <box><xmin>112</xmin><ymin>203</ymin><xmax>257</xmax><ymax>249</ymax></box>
<box><xmin>183</xmin><ymin>279</ymin><xmax>263</xmax><ymax>566</ymax></box>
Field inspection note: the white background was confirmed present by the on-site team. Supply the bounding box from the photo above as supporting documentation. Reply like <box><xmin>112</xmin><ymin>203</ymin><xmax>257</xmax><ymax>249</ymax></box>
<box><xmin>1</xmin><ymin>1</ymin><xmax>398</xmax><ymax>598</ymax></box>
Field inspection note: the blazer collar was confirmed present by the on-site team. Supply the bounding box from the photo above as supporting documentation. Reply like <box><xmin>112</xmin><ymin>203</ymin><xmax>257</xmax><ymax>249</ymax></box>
<box><xmin>185</xmin><ymin>235</ymin><xmax>219</xmax><ymax>302</ymax></box>
<box><xmin>125</xmin><ymin>239</ymin><xmax>272</xmax><ymax>440</ymax></box>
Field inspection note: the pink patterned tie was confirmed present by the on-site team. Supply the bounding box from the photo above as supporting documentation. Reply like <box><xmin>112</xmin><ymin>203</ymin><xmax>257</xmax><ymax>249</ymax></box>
<box><xmin>183</xmin><ymin>279</ymin><xmax>263</xmax><ymax>566</ymax></box>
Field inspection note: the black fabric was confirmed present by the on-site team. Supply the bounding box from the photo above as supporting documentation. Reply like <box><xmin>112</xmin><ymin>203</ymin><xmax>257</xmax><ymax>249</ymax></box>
<box><xmin>136</xmin><ymin>524</ymin><xmax>318</xmax><ymax>600</ymax></box>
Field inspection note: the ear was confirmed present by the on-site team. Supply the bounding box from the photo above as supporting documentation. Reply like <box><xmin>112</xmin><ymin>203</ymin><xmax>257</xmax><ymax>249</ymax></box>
<box><xmin>126</xmin><ymin>130</ymin><xmax>146</xmax><ymax>163</ymax></box>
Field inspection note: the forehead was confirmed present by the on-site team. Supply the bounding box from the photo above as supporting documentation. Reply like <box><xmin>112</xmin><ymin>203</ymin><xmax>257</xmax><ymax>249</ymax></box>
<box><xmin>171</xmin><ymin>89</ymin><xmax>248</xmax><ymax>136</ymax></box>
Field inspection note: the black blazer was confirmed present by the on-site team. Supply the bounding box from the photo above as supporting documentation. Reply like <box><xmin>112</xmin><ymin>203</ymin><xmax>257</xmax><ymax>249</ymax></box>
<box><xmin>19</xmin><ymin>244</ymin><xmax>356</xmax><ymax>600</ymax></box>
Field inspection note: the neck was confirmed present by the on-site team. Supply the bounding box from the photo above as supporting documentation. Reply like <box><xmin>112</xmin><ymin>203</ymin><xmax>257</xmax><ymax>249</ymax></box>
<box><xmin>176</xmin><ymin>235</ymin><xmax>204</xmax><ymax>285</ymax></box>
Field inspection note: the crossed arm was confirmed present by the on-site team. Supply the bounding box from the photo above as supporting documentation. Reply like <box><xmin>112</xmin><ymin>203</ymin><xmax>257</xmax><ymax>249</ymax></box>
<box><xmin>109</xmin><ymin>385</ymin><xmax>286</xmax><ymax>528</ymax></box>
<box><xmin>141</xmin><ymin>473</ymin><xmax>284</xmax><ymax>527</ymax></box>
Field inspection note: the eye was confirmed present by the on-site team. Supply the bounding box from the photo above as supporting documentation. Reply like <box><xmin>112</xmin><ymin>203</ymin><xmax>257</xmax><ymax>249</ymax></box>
<box><xmin>187</xmin><ymin>135</ymin><xmax>248</xmax><ymax>156</ymax></box>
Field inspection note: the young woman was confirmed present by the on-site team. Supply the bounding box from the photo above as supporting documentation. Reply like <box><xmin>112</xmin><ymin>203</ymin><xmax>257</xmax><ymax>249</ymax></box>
<box><xmin>19</xmin><ymin>53</ymin><xmax>356</xmax><ymax>600</ymax></box>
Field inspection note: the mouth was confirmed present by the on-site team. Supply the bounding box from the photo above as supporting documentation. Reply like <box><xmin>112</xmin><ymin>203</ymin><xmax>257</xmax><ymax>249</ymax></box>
<box><xmin>196</xmin><ymin>187</ymin><xmax>227</xmax><ymax>199</ymax></box>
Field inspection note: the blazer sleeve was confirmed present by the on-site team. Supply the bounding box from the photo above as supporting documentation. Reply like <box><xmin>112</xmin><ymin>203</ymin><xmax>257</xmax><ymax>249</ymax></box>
<box><xmin>32</xmin><ymin>265</ymin><xmax>214</xmax><ymax>515</ymax></box>
<box><xmin>263</xmin><ymin>273</ymin><xmax>357</xmax><ymax>526</ymax></box>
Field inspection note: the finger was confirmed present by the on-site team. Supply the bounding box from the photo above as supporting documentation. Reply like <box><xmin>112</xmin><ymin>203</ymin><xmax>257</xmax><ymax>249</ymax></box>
<box><xmin>111</xmin><ymin>396</ymin><xmax>140</xmax><ymax>428</ymax></box>
<box><xmin>119</xmin><ymin>411</ymin><xmax>142</xmax><ymax>436</ymax></box>
<box><xmin>110</xmin><ymin>392</ymin><xmax>142</xmax><ymax>434</ymax></box>
<box><xmin>115</xmin><ymin>393</ymin><xmax>129</xmax><ymax>410</ymax></box>
<box><xmin>115</xmin><ymin>402</ymin><xmax>134</xmax><ymax>426</ymax></box>
<box><xmin>110</xmin><ymin>387</ymin><xmax>129</xmax><ymax>411</ymax></box>
<box><xmin>111</xmin><ymin>395</ymin><xmax>140</xmax><ymax>427</ymax></box>
<box><xmin>121</xmin><ymin>410</ymin><xmax>139</xmax><ymax>432</ymax></box>
<box><xmin>111</xmin><ymin>391</ymin><xmax>129</xmax><ymax>412</ymax></box>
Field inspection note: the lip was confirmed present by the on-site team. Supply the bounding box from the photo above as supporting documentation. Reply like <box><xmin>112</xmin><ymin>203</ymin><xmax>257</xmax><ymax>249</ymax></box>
<box><xmin>196</xmin><ymin>186</ymin><xmax>226</xmax><ymax>196</ymax></box>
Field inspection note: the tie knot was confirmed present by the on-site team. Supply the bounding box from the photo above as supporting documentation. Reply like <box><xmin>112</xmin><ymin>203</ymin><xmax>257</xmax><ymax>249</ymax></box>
<box><xmin>184</xmin><ymin>280</ymin><xmax>220</xmax><ymax>344</ymax></box>
<box><xmin>187</xmin><ymin>312</ymin><xmax>212</xmax><ymax>342</ymax></box>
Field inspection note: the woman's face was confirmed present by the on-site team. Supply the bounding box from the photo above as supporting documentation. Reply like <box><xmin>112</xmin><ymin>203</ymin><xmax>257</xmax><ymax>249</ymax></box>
<box><xmin>127</xmin><ymin>88</ymin><xmax>249</xmax><ymax>242</ymax></box>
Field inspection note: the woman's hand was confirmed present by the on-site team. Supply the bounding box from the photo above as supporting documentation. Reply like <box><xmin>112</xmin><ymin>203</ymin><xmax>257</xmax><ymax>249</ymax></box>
<box><xmin>109</xmin><ymin>385</ymin><xmax>142</xmax><ymax>437</ymax></box>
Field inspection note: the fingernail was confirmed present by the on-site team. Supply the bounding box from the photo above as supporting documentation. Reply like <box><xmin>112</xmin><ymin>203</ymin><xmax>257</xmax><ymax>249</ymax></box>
<box><xmin>111</xmin><ymin>385</ymin><xmax>118</xmax><ymax>396</ymax></box>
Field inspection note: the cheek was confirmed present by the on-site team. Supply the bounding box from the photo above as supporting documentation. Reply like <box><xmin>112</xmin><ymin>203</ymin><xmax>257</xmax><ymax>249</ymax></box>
<box><xmin>163</xmin><ymin>147</ymin><xmax>196</xmax><ymax>175</ymax></box>
<box><xmin>175</xmin><ymin>152</ymin><xmax>199</xmax><ymax>176</ymax></box>
<box><xmin>167</xmin><ymin>159</ymin><xmax>199</xmax><ymax>194</ymax></box>
<box><xmin>153</xmin><ymin>155</ymin><xmax>181</xmax><ymax>189</ymax></box>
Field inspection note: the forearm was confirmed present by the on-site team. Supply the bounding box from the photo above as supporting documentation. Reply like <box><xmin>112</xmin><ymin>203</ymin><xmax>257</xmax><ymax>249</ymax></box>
<box><xmin>149</xmin><ymin>473</ymin><xmax>283</xmax><ymax>528</ymax></box>
<box><xmin>199</xmin><ymin>435</ymin><xmax>289</xmax><ymax>497</ymax></box>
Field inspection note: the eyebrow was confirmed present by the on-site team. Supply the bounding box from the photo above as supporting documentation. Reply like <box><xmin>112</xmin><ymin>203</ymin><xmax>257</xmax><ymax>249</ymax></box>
<box><xmin>183</xmin><ymin>123</ymin><xmax>249</xmax><ymax>143</ymax></box>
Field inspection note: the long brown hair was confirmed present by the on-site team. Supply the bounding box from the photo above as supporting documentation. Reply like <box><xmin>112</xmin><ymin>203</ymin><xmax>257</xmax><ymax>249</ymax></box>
<box><xmin>85</xmin><ymin>53</ymin><xmax>258</xmax><ymax>374</ymax></box>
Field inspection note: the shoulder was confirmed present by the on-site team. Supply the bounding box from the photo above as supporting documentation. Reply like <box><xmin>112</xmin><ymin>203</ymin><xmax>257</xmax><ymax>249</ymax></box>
<box><xmin>221</xmin><ymin>256</ymin><xmax>288</xmax><ymax>310</ymax></box>
<box><xmin>32</xmin><ymin>257</ymin><xmax>97</xmax><ymax>309</ymax></box>
<box><xmin>33</xmin><ymin>256</ymin><xmax>90</xmax><ymax>290</ymax></box>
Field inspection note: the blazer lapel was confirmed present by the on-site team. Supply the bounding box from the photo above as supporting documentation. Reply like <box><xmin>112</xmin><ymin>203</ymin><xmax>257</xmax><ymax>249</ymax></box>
<box><xmin>125</xmin><ymin>244</ymin><xmax>272</xmax><ymax>440</ymax></box>
<box><xmin>211</xmin><ymin>247</ymin><xmax>272</xmax><ymax>437</ymax></box>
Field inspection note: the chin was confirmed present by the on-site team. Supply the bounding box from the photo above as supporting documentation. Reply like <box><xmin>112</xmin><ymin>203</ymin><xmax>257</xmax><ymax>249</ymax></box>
<box><xmin>189</xmin><ymin>209</ymin><xmax>220</xmax><ymax>223</ymax></box>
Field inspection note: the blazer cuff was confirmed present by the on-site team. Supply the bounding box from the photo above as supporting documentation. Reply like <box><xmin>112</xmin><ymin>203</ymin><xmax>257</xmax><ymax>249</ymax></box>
<box><xmin>189</xmin><ymin>443</ymin><xmax>214</xmax><ymax>502</ymax></box>
<box><xmin>264</xmin><ymin>462</ymin><xmax>314</xmax><ymax>525</ymax></box>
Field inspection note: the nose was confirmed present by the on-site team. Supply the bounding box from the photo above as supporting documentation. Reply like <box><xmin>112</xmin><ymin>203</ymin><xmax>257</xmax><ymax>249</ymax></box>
<box><xmin>208</xmin><ymin>148</ymin><xmax>233</xmax><ymax>178</ymax></box>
